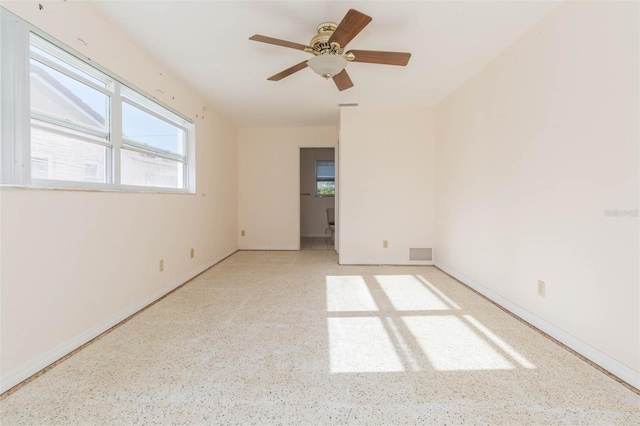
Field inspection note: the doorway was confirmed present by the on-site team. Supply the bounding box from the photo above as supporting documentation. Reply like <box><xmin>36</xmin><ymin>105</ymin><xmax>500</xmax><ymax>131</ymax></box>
<box><xmin>300</xmin><ymin>148</ymin><xmax>335</xmax><ymax>251</ymax></box>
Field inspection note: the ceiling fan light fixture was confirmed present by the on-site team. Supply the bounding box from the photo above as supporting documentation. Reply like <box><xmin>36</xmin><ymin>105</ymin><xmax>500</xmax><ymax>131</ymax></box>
<box><xmin>250</xmin><ymin>9</ymin><xmax>410</xmax><ymax>90</ymax></box>
<box><xmin>307</xmin><ymin>54</ymin><xmax>347</xmax><ymax>79</ymax></box>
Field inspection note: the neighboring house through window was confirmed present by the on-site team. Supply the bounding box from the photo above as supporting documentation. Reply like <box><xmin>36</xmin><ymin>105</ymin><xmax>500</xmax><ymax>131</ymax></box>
<box><xmin>0</xmin><ymin>9</ymin><xmax>195</xmax><ymax>193</ymax></box>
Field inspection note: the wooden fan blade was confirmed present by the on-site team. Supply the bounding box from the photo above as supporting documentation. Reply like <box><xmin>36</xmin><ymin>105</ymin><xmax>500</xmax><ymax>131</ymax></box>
<box><xmin>349</xmin><ymin>50</ymin><xmax>411</xmax><ymax>66</ymax></box>
<box><xmin>268</xmin><ymin>61</ymin><xmax>309</xmax><ymax>81</ymax></box>
<box><xmin>249</xmin><ymin>35</ymin><xmax>307</xmax><ymax>51</ymax></box>
<box><xmin>328</xmin><ymin>9</ymin><xmax>372</xmax><ymax>48</ymax></box>
<box><xmin>332</xmin><ymin>69</ymin><xmax>354</xmax><ymax>91</ymax></box>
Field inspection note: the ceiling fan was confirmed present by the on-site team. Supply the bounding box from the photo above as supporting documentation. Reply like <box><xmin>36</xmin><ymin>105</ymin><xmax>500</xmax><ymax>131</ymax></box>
<box><xmin>249</xmin><ymin>9</ymin><xmax>411</xmax><ymax>91</ymax></box>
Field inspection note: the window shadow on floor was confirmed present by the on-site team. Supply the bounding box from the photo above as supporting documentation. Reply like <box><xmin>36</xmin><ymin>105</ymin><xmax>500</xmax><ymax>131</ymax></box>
<box><xmin>325</xmin><ymin>273</ymin><xmax>536</xmax><ymax>373</ymax></box>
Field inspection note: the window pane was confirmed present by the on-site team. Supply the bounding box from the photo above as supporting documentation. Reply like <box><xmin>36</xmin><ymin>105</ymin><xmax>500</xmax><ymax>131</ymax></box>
<box><xmin>122</xmin><ymin>102</ymin><xmax>184</xmax><ymax>156</ymax></box>
<box><xmin>31</xmin><ymin>125</ymin><xmax>107</xmax><ymax>183</ymax></box>
<box><xmin>30</xmin><ymin>42</ymin><xmax>107</xmax><ymax>89</ymax></box>
<box><xmin>317</xmin><ymin>160</ymin><xmax>335</xmax><ymax>180</ymax></box>
<box><xmin>121</xmin><ymin>149</ymin><xmax>184</xmax><ymax>189</ymax></box>
<box><xmin>30</xmin><ymin>58</ymin><xmax>108</xmax><ymax>130</ymax></box>
<box><xmin>317</xmin><ymin>181</ymin><xmax>335</xmax><ymax>196</ymax></box>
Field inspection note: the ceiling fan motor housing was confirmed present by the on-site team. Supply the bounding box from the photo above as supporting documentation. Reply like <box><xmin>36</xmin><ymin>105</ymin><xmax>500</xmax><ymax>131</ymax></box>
<box><xmin>305</xmin><ymin>22</ymin><xmax>344</xmax><ymax>56</ymax></box>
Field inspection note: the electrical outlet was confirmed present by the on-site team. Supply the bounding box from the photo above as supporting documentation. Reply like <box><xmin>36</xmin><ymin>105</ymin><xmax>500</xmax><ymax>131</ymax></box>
<box><xmin>537</xmin><ymin>280</ymin><xmax>545</xmax><ymax>297</ymax></box>
<box><xmin>190</xmin><ymin>248</ymin><xmax>194</xmax><ymax>259</ymax></box>
<box><xmin>241</xmin><ymin>230</ymin><xmax>245</xmax><ymax>237</ymax></box>
<box><xmin>159</xmin><ymin>260</ymin><xmax>164</xmax><ymax>272</ymax></box>
<box><xmin>383</xmin><ymin>240</ymin><xmax>388</xmax><ymax>248</ymax></box>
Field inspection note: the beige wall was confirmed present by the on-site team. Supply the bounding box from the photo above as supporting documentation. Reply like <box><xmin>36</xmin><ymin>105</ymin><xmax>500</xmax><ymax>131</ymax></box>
<box><xmin>339</xmin><ymin>106</ymin><xmax>436</xmax><ymax>264</ymax></box>
<box><xmin>238</xmin><ymin>127</ymin><xmax>337</xmax><ymax>249</ymax></box>
<box><xmin>0</xmin><ymin>2</ymin><xmax>238</xmax><ymax>391</ymax></box>
<box><xmin>435</xmin><ymin>1</ymin><xmax>639</xmax><ymax>383</ymax></box>
<box><xmin>300</xmin><ymin>148</ymin><xmax>335</xmax><ymax>237</ymax></box>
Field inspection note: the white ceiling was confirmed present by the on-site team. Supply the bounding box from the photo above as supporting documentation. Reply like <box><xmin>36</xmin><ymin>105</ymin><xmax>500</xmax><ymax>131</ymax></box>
<box><xmin>91</xmin><ymin>1</ymin><xmax>560</xmax><ymax>127</ymax></box>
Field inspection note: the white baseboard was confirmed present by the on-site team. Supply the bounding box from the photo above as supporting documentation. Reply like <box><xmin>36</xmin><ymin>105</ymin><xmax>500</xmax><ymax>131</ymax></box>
<box><xmin>0</xmin><ymin>248</ymin><xmax>238</xmax><ymax>394</ymax></box>
<box><xmin>301</xmin><ymin>233</ymin><xmax>332</xmax><ymax>238</ymax></box>
<box><xmin>435</xmin><ymin>260</ymin><xmax>640</xmax><ymax>390</ymax></box>
<box><xmin>339</xmin><ymin>258</ymin><xmax>434</xmax><ymax>266</ymax></box>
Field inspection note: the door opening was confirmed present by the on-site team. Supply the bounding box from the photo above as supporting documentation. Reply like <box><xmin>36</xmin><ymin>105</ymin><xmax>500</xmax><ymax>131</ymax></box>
<box><xmin>300</xmin><ymin>147</ymin><xmax>335</xmax><ymax>251</ymax></box>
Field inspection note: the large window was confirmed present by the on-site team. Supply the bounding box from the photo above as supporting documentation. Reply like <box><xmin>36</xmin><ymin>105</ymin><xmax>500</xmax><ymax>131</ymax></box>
<box><xmin>316</xmin><ymin>160</ymin><xmax>335</xmax><ymax>196</ymax></box>
<box><xmin>1</xmin><ymin>11</ymin><xmax>194</xmax><ymax>192</ymax></box>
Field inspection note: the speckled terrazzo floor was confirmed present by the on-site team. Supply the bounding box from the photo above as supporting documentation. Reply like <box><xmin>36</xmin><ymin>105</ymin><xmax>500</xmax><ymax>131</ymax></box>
<box><xmin>1</xmin><ymin>250</ymin><xmax>638</xmax><ymax>425</ymax></box>
<box><xmin>301</xmin><ymin>237</ymin><xmax>334</xmax><ymax>250</ymax></box>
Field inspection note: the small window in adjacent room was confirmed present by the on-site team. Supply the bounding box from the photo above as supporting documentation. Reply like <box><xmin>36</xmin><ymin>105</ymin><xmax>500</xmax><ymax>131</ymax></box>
<box><xmin>316</xmin><ymin>160</ymin><xmax>335</xmax><ymax>196</ymax></box>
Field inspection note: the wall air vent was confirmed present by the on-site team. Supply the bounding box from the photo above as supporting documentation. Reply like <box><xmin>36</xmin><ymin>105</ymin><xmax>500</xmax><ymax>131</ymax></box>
<box><xmin>410</xmin><ymin>248</ymin><xmax>433</xmax><ymax>262</ymax></box>
<box><xmin>338</xmin><ymin>103</ymin><xmax>358</xmax><ymax>107</ymax></box>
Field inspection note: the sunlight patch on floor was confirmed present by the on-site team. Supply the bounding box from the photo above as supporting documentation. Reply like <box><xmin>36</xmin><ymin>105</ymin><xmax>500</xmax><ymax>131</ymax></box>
<box><xmin>326</xmin><ymin>275</ymin><xmax>378</xmax><ymax>312</ymax></box>
<box><xmin>464</xmin><ymin>315</ymin><xmax>535</xmax><ymax>369</ymax></box>
<box><xmin>416</xmin><ymin>274</ymin><xmax>462</xmax><ymax>309</ymax></box>
<box><xmin>402</xmin><ymin>315</ymin><xmax>514</xmax><ymax>371</ymax></box>
<box><xmin>326</xmin><ymin>274</ymin><xmax>536</xmax><ymax>373</ymax></box>
<box><xmin>328</xmin><ymin>317</ymin><xmax>404</xmax><ymax>373</ymax></box>
<box><xmin>376</xmin><ymin>274</ymin><xmax>451</xmax><ymax>311</ymax></box>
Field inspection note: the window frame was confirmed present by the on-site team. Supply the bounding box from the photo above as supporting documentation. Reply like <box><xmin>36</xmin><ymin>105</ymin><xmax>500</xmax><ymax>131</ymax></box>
<box><xmin>1</xmin><ymin>9</ymin><xmax>195</xmax><ymax>193</ymax></box>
